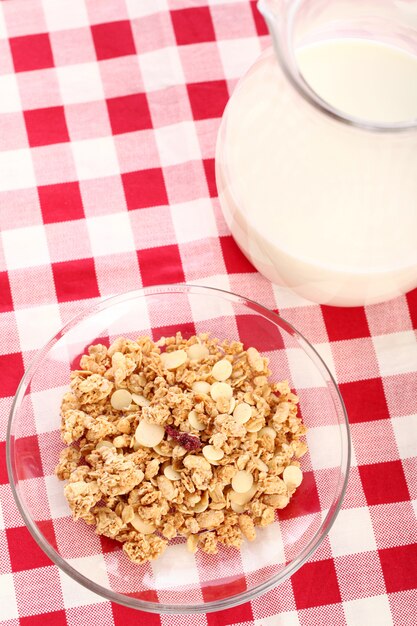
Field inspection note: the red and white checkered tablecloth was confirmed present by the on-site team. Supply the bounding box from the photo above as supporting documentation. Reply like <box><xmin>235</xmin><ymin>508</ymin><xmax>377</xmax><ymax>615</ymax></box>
<box><xmin>0</xmin><ymin>0</ymin><xmax>416</xmax><ymax>624</ymax></box>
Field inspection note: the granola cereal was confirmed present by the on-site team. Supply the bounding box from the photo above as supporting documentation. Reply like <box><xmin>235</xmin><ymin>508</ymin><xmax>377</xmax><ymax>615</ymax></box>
<box><xmin>56</xmin><ymin>333</ymin><xmax>307</xmax><ymax>564</ymax></box>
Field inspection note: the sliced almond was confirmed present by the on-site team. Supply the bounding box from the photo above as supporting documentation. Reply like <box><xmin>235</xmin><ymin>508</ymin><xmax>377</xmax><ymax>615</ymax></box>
<box><xmin>131</xmin><ymin>514</ymin><xmax>155</xmax><ymax>535</ymax></box>
<box><xmin>173</xmin><ymin>445</ymin><xmax>188</xmax><ymax>457</ymax></box>
<box><xmin>188</xmin><ymin>410</ymin><xmax>205</xmax><ymax>431</ymax></box>
<box><xmin>110</xmin><ymin>389</ymin><xmax>132</xmax><ymax>410</ymax></box>
<box><xmin>121</xmin><ymin>505</ymin><xmax>135</xmax><ymax>524</ymax></box>
<box><xmin>160</xmin><ymin>349</ymin><xmax>187</xmax><ymax>370</ymax></box>
<box><xmin>258</xmin><ymin>426</ymin><xmax>276</xmax><ymax>439</ymax></box>
<box><xmin>277</xmin><ymin>494</ymin><xmax>290</xmax><ymax>508</ymax></box>
<box><xmin>230</xmin><ymin>501</ymin><xmax>246</xmax><ymax>514</ymax></box>
<box><xmin>113</xmin><ymin>435</ymin><xmax>128</xmax><ymax>448</ymax></box>
<box><xmin>229</xmin><ymin>482</ymin><xmax>257</xmax><ymax>505</ymax></box>
<box><xmin>131</xmin><ymin>393</ymin><xmax>150</xmax><ymax>408</ymax></box>
<box><xmin>192</xmin><ymin>491</ymin><xmax>209</xmax><ymax>513</ymax></box>
<box><xmin>211</xmin><ymin>359</ymin><xmax>232</xmax><ymax>382</ymax></box>
<box><xmin>135</xmin><ymin>420</ymin><xmax>165</xmax><ymax>448</ymax></box>
<box><xmin>192</xmin><ymin>380</ymin><xmax>211</xmax><ymax>395</ymax></box>
<box><xmin>231</xmin><ymin>470</ymin><xmax>253</xmax><ymax>493</ymax></box>
<box><xmin>202</xmin><ymin>445</ymin><xmax>224</xmax><ymax>463</ymax></box>
<box><xmin>187</xmin><ymin>343</ymin><xmax>209</xmax><ymax>361</ymax></box>
<box><xmin>96</xmin><ymin>440</ymin><xmax>115</xmax><ymax>450</ymax></box>
<box><xmin>153</xmin><ymin>443</ymin><xmax>173</xmax><ymax>456</ymax></box>
<box><xmin>233</xmin><ymin>402</ymin><xmax>252</xmax><ymax>424</ymax></box>
<box><xmin>256</xmin><ymin>459</ymin><xmax>269</xmax><ymax>473</ymax></box>
<box><xmin>164</xmin><ymin>465</ymin><xmax>181</xmax><ymax>481</ymax></box>
<box><xmin>210</xmin><ymin>381</ymin><xmax>233</xmax><ymax>401</ymax></box>
<box><xmin>283</xmin><ymin>465</ymin><xmax>303</xmax><ymax>488</ymax></box>
<box><xmin>246</xmin><ymin>419</ymin><xmax>264</xmax><ymax>433</ymax></box>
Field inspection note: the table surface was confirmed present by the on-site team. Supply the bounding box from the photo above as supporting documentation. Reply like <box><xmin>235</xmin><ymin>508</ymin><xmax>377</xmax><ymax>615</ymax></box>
<box><xmin>1</xmin><ymin>1</ymin><xmax>417</xmax><ymax>625</ymax></box>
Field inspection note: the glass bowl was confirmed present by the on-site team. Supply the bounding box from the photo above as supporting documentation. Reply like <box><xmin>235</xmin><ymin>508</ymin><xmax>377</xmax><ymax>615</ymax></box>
<box><xmin>6</xmin><ymin>284</ymin><xmax>350</xmax><ymax>614</ymax></box>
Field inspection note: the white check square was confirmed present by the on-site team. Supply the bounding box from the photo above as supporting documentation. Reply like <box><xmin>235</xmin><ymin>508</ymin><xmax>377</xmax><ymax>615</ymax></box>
<box><xmin>42</xmin><ymin>0</ymin><xmax>89</xmax><ymax>30</ymax></box>
<box><xmin>125</xmin><ymin>0</ymin><xmax>168</xmax><ymax>18</ymax></box>
<box><xmin>72</xmin><ymin>137</ymin><xmax>119</xmax><ymax>180</ymax></box>
<box><xmin>392</xmin><ymin>414</ymin><xmax>417</xmax><ymax>460</ymax></box>
<box><xmin>344</xmin><ymin>595</ymin><xmax>393</xmax><ymax>626</ymax></box>
<box><xmin>0</xmin><ymin>74</ymin><xmax>21</xmax><ymax>113</ymax></box>
<box><xmin>45</xmin><ymin>474</ymin><xmax>72</xmax><ymax>520</ymax></box>
<box><xmin>240</xmin><ymin>521</ymin><xmax>286</xmax><ymax>571</ymax></box>
<box><xmin>0</xmin><ymin>574</ymin><xmax>19</xmax><ymax>620</ymax></box>
<box><xmin>255</xmin><ymin>613</ymin><xmax>301</xmax><ymax>626</ymax></box>
<box><xmin>313</xmin><ymin>341</ymin><xmax>338</xmax><ymax>381</ymax></box>
<box><xmin>2</xmin><ymin>224</ymin><xmax>49</xmax><ymax>270</ymax></box>
<box><xmin>0</xmin><ymin>148</ymin><xmax>36</xmax><ymax>192</ymax></box>
<box><xmin>155</xmin><ymin>121</ymin><xmax>201</xmax><ymax>167</ymax></box>
<box><xmin>307</xmin><ymin>424</ymin><xmax>343</xmax><ymax>470</ymax></box>
<box><xmin>171</xmin><ymin>198</ymin><xmax>218</xmax><ymax>244</ymax></box>
<box><xmin>59</xmin><ymin>554</ymin><xmax>110</xmax><ymax>608</ymax></box>
<box><xmin>0</xmin><ymin>5</ymin><xmax>6</xmax><ymax>39</ymax></box>
<box><xmin>151</xmin><ymin>543</ymin><xmax>201</xmax><ymax>589</ymax></box>
<box><xmin>329</xmin><ymin>506</ymin><xmax>376</xmax><ymax>557</ymax></box>
<box><xmin>32</xmin><ymin>385</ymin><xmax>68</xmax><ymax>434</ymax></box>
<box><xmin>286</xmin><ymin>347</ymin><xmax>328</xmax><ymax>389</ymax></box>
<box><xmin>218</xmin><ymin>37</ymin><xmax>261</xmax><ymax>78</ymax></box>
<box><xmin>15</xmin><ymin>304</ymin><xmax>62</xmax><ymax>352</ymax></box>
<box><xmin>373</xmin><ymin>331</ymin><xmax>417</xmax><ymax>376</ymax></box>
<box><xmin>272</xmin><ymin>283</ymin><xmax>313</xmax><ymax>309</ymax></box>
<box><xmin>57</xmin><ymin>62</ymin><xmax>104</xmax><ymax>105</ymax></box>
<box><xmin>87</xmin><ymin>212</ymin><xmax>135</xmax><ymax>257</ymax></box>
<box><xmin>139</xmin><ymin>47</ymin><xmax>185</xmax><ymax>92</ymax></box>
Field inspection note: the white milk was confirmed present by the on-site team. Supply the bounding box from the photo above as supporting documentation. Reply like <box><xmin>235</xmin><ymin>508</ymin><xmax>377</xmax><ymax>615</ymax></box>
<box><xmin>216</xmin><ymin>39</ymin><xmax>417</xmax><ymax>306</ymax></box>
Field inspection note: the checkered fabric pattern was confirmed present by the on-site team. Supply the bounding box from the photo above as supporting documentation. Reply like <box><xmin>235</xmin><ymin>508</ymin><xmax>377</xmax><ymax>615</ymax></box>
<box><xmin>0</xmin><ymin>1</ymin><xmax>416</xmax><ymax>625</ymax></box>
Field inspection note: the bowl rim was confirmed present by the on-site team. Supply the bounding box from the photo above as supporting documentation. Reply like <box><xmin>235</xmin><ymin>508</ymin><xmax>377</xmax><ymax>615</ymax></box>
<box><xmin>6</xmin><ymin>283</ymin><xmax>351</xmax><ymax>614</ymax></box>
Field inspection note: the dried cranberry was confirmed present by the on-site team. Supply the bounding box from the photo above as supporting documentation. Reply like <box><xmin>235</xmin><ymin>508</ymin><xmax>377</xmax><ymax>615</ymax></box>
<box><xmin>165</xmin><ymin>425</ymin><xmax>201</xmax><ymax>451</ymax></box>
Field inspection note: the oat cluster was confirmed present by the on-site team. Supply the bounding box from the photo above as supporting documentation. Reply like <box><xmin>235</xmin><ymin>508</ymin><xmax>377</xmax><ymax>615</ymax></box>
<box><xmin>56</xmin><ymin>333</ymin><xmax>307</xmax><ymax>564</ymax></box>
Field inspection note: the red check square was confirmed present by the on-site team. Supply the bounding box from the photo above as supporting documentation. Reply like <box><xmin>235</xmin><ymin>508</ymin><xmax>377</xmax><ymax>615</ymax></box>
<box><xmin>38</xmin><ymin>182</ymin><xmax>84</xmax><ymax>224</ymax></box>
<box><xmin>406</xmin><ymin>287</ymin><xmax>417</xmax><ymax>329</ymax></box>
<box><xmin>291</xmin><ymin>559</ymin><xmax>341</xmax><ymax>609</ymax></box>
<box><xmin>107</xmin><ymin>93</ymin><xmax>152</xmax><ymax>135</ymax></box>
<box><xmin>250</xmin><ymin>1</ymin><xmax>269</xmax><ymax>36</ymax></box>
<box><xmin>52</xmin><ymin>258</ymin><xmax>100</xmax><ymax>302</ymax></box>
<box><xmin>24</xmin><ymin>107</ymin><xmax>69</xmax><ymax>148</ymax></box>
<box><xmin>220</xmin><ymin>236</ymin><xmax>256</xmax><ymax>274</ymax></box>
<box><xmin>10</xmin><ymin>33</ymin><xmax>54</xmax><ymax>72</ymax></box>
<box><xmin>171</xmin><ymin>7</ymin><xmax>216</xmax><ymax>45</ymax></box>
<box><xmin>92</xmin><ymin>21</ymin><xmax>136</xmax><ymax>61</ymax></box>
<box><xmin>112</xmin><ymin>601</ymin><xmax>160</xmax><ymax>625</ymax></box>
<box><xmin>0</xmin><ymin>442</ymin><xmax>7</xmax><ymax>484</ymax></box>
<box><xmin>137</xmin><ymin>245</ymin><xmax>185</xmax><ymax>287</ymax></box>
<box><xmin>152</xmin><ymin>322</ymin><xmax>196</xmax><ymax>343</ymax></box>
<box><xmin>7</xmin><ymin>524</ymin><xmax>53</xmax><ymax>572</ymax></box>
<box><xmin>206</xmin><ymin>597</ymin><xmax>253</xmax><ymax>626</ymax></box>
<box><xmin>236</xmin><ymin>314</ymin><xmax>285</xmax><ymax>352</ymax></box>
<box><xmin>339</xmin><ymin>378</ymin><xmax>390</xmax><ymax>424</ymax></box>
<box><xmin>0</xmin><ymin>272</ymin><xmax>13</xmax><ymax>312</ymax></box>
<box><xmin>321</xmin><ymin>305</ymin><xmax>370</xmax><ymax>341</ymax></box>
<box><xmin>203</xmin><ymin>158</ymin><xmax>217</xmax><ymax>197</ymax></box>
<box><xmin>13</xmin><ymin>435</ymin><xmax>44</xmax><ymax>479</ymax></box>
<box><xmin>0</xmin><ymin>352</ymin><xmax>24</xmax><ymax>398</ymax></box>
<box><xmin>379</xmin><ymin>544</ymin><xmax>417</xmax><ymax>593</ymax></box>
<box><xmin>20</xmin><ymin>611</ymin><xmax>68</xmax><ymax>626</ymax></box>
<box><xmin>359</xmin><ymin>460</ymin><xmax>410</xmax><ymax>506</ymax></box>
<box><xmin>187</xmin><ymin>80</ymin><xmax>229</xmax><ymax>120</ymax></box>
<box><xmin>122</xmin><ymin>169</ymin><xmax>168</xmax><ymax>211</ymax></box>
<box><xmin>277</xmin><ymin>471</ymin><xmax>321</xmax><ymax>520</ymax></box>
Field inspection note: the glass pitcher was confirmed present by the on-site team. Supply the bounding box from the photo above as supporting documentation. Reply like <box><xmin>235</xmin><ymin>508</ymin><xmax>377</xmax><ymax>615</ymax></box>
<box><xmin>216</xmin><ymin>0</ymin><xmax>417</xmax><ymax>307</ymax></box>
